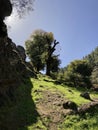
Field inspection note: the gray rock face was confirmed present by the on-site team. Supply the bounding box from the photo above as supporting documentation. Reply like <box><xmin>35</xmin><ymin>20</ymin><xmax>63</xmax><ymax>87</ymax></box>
<box><xmin>0</xmin><ymin>0</ymin><xmax>36</xmax><ymax>104</ymax></box>
<box><xmin>17</xmin><ymin>45</ymin><xmax>26</xmax><ymax>61</ymax></box>
<box><xmin>6</xmin><ymin>38</ymin><xmax>28</xmax><ymax>78</ymax></box>
<box><xmin>0</xmin><ymin>37</ymin><xmax>28</xmax><ymax>104</ymax></box>
<box><xmin>0</xmin><ymin>0</ymin><xmax>13</xmax><ymax>97</ymax></box>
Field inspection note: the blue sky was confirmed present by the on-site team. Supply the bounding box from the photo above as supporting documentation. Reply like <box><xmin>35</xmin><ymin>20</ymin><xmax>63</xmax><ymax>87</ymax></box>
<box><xmin>6</xmin><ymin>0</ymin><xmax>98</xmax><ymax>67</ymax></box>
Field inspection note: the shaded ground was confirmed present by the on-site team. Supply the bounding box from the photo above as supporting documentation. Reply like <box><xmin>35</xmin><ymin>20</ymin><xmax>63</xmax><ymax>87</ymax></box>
<box><xmin>0</xmin><ymin>79</ymin><xmax>39</xmax><ymax>130</ymax></box>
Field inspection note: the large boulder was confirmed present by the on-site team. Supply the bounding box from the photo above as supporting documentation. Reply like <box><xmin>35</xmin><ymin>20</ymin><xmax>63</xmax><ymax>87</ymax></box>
<box><xmin>63</xmin><ymin>101</ymin><xmax>78</xmax><ymax>112</ymax></box>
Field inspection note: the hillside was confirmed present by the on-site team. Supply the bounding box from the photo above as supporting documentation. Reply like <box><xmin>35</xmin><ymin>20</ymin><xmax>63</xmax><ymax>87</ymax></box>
<box><xmin>1</xmin><ymin>74</ymin><xmax>98</xmax><ymax>130</ymax></box>
<box><xmin>31</xmin><ymin>75</ymin><xmax>98</xmax><ymax>130</ymax></box>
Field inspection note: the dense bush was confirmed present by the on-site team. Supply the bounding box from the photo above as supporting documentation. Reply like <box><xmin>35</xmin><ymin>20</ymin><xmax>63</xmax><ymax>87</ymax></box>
<box><xmin>57</xmin><ymin>60</ymin><xmax>92</xmax><ymax>88</ymax></box>
<box><xmin>84</xmin><ymin>46</ymin><xmax>98</xmax><ymax>84</ymax></box>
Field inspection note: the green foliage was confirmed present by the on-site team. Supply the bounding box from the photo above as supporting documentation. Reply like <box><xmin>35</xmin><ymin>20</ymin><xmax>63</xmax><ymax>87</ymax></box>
<box><xmin>25</xmin><ymin>29</ymin><xmax>60</xmax><ymax>75</ymax></box>
<box><xmin>84</xmin><ymin>47</ymin><xmax>98</xmax><ymax>67</ymax></box>
<box><xmin>91</xmin><ymin>67</ymin><xmax>98</xmax><ymax>84</ymax></box>
<box><xmin>25</xmin><ymin>30</ymin><xmax>47</xmax><ymax>71</ymax></box>
<box><xmin>58</xmin><ymin>60</ymin><xmax>92</xmax><ymax>88</ymax></box>
<box><xmin>84</xmin><ymin>46</ymin><xmax>98</xmax><ymax>84</ymax></box>
<box><xmin>49</xmin><ymin>55</ymin><xmax>61</xmax><ymax>72</ymax></box>
<box><xmin>68</xmin><ymin>60</ymin><xmax>92</xmax><ymax>76</ymax></box>
<box><xmin>59</xmin><ymin>112</ymin><xmax>98</xmax><ymax>130</ymax></box>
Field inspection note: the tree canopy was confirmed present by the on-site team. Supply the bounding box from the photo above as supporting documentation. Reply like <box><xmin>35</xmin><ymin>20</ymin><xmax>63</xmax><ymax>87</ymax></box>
<box><xmin>57</xmin><ymin>60</ymin><xmax>92</xmax><ymax>88</ymax></box>
<box><xmin>25</xmin><ymin>29</ymin><xmax>60</xmax><ymax>75</ymax></box>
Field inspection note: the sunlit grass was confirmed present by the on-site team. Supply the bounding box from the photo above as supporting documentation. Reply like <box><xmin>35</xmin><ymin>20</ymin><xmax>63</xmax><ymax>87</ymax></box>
<box><xmin>58</xmin><ymin>113</ymin><xmax>98</xmax><ymax>130</ymax></box>
<box><xmin>31</xmin><ymin>75</ymin><xmax>92</xmax><ymax>106</ymax></box>
<box><xmin>28</xmin><ymin>75</ymin><xmax>98</xmax><ymax>130</ymax></box>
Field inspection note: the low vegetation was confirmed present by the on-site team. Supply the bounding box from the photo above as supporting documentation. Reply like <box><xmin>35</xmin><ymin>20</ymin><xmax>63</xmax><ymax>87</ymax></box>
<box><xmin>24</xmin><ymin>75</ymin><xmax>98</xmax><ymax>129</ymax></box>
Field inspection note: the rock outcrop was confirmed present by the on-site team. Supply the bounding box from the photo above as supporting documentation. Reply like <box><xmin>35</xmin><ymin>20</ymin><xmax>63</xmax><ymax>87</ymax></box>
<box><xmin>0</xmin><ymin>0</ymin><xmax>12</xmax><ymax>37</ymax></box>
<box><xmin>0</xmin><ymin>37</ymin><xmax>27</xmax><ymax>103</ymax></box>
<box><xmin>0</xmin><ymin>0</ymin><xmax>36</xmax><ymax>104</ymax></box>
<box><xmin>63</xmin><ymin>101</ymin><xmax>78</xmax><ymax>112</ymax></box>
<box><xmin>0</xmin><ymin>0</ymin><xmax>12</xmax><ymax>19</ymax></box>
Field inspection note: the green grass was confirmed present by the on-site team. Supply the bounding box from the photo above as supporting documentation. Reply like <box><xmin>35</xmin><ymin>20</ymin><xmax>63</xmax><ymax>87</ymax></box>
<box><xmin>29</xmin><ymin>74</ymin><xmax>98</xmax><ymax>130</ymax></box>
<box><xmin>31</xmin><ymin>74</ymin><xmax>98</xmax><ymax>106</ymax></box>
<box><xmin>58</xmin><ymin>112</ymin><xmax>98</xmax><ymax>130</ymax></box>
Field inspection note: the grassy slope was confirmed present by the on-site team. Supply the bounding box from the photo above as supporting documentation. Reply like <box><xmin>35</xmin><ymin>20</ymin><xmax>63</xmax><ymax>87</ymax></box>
<box><xmin>27</xmin><ymin>74</ymin><xmax>98</xmax><ymax>130</ymax></box>
<box><xmin>32</xmin><ymin>74</ymin><xmax>98</xmax><ymax>105</ymax></box>
<box><xmin>1</xmin><ymin>75</ymin><xmax>98</xmax><ymax>130</ymax></box>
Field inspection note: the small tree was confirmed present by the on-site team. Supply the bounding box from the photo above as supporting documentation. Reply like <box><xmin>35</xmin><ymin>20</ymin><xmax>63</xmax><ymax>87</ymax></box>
<box><xmin>63</xmin><ymin>60</ymin><xmax>92</xmax><ymax>88</ymax></box>
<box><xmin>25</xmin><ymin>29</ymin><xmax>60</xmax><ymax>75</ymax></box>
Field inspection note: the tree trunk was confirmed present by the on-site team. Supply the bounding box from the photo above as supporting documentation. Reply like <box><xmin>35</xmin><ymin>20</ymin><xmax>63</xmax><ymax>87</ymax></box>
<box><xmin>46</xmin><ymin>60</ymin><xmax>51</xmax><ymax>76</ymax></box>
<box><xmin>45</xmin><ymin>40</ymin><xmax>59</xmax><ymax>76</ymax></box>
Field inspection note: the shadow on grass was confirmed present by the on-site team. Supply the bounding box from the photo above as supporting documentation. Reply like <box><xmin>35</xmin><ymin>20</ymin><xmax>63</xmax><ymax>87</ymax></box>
<box><xmin>0</xmin><ymin>78</ymin><xmax>39</xmax><ymax>130</ymax></box>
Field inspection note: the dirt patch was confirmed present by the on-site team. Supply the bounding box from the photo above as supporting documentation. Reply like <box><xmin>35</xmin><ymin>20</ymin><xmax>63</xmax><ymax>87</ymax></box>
<box><xmin>34</xmin><ymin>89</ymin><xmax>98</xmax><ymax>130</ymax></box>
<box><xmin>35</xmin><ymin>90</ymin><xmax>74</xmax><ymax>130</ymax></box>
